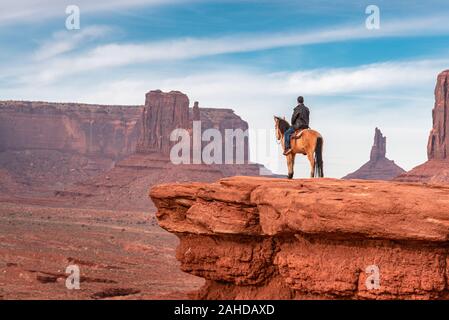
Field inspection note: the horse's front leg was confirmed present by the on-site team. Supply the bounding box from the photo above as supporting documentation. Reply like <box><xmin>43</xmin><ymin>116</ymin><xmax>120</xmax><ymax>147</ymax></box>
<box><xmin>287</xmin><ymin>154</ymin><xmax>295</xmax><ymax>179</ymax></box>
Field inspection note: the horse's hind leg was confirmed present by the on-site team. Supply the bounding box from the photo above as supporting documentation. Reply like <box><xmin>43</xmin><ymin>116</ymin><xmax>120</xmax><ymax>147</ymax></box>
<box><xmin>307</xmin><ymin>152</ymin><xmax>315</xmax><ymax>178</ymax></box>
<box><xmin>287</xmin><ymin>154</ymin><xmax>295</xmax><ymax>179</ymax></box>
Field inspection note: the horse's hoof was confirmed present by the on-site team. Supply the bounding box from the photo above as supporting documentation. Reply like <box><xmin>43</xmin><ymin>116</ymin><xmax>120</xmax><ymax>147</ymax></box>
<box><xmin>288</xmin><ymin>173</ymin><xmax>293</xmax><ymax>179</ymax></box>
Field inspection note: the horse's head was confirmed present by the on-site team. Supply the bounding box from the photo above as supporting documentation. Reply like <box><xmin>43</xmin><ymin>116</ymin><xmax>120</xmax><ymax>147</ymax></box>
<box><xmin>274</xmin><ymin>116</ymin><xmax>281</xmax><ymax>141</ymax></box>
<box><xmin>274</xmin><ymin>116</ymin><xmax>289</xmax><ymax>141</ymax></box>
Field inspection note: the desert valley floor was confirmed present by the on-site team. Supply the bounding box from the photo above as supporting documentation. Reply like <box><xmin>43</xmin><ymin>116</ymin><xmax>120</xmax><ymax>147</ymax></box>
<box><xmin>0</xmin><ymin>200</ymin><xmax>203</xmax><ymax>300</ymax></box>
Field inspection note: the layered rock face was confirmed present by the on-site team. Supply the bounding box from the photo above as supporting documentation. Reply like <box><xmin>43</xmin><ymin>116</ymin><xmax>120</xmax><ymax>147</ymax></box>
<box><xmin>396</xmin><ymin>70</ymin><xmax>449</xmax><ymax>183</ymax></box>
<box><xmin>137</xmin><ymin>90</ymin><xmax>190</xmax><ymax>155</ymax></box>
<box><xmin>0</xmin><ymin>101</ymin><xmax>142</xmax><ymax>159</ymax></box>
<box><xmin>151</xmin><ymin>176</ymin><xmax>449</xmax><ymax>299</ymax></box>
<box><xmin>428</xmin><ymin>70</ymin><xmax>449</xmax><ymax>160</ymax></box>
<box><xmin>343</xmin><ymin>128</ymin><xmax>405</xmax><ymax>180</ymax></box>
<box><xmin>0</xmin><ymin>101</ymin><xmax>142</xmax><ymax>192</ymax></box>
<box><xmin>137</xmin><ymin>90</ymin><xmax>249</xmax><ymax>163</ymax></box>
<box><xmin>197</xmin><ymin>107</ymin><xmax>250</xmax><ymax>163</ymax></box>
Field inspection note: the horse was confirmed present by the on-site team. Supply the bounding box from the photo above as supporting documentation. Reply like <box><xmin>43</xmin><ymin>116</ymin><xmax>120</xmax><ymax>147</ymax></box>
<box><xmin>274</xmin><ymin>116</ymin><xmax>324</xmax><ymax>179</ymax></box>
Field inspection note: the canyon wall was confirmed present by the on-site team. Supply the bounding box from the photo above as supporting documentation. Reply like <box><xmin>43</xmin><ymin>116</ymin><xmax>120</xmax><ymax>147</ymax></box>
<box><xmin>0</xmin><ymin>101</ymin><xmax>142</xmax><ymax>159</ymax></box>
<box><xmin>343</xmin><ymin>128</ymin><xmax>405</xmax><ymax>180</ymax></box>
<box><xmin>0</xmin><ymin>101</ymin><xmax>143</xmax><ymax>192</ymax></box>
<box><xmin>151</xmin><ymin>176</ymin><xmax>449</xmax><ymax>300</ymax></box>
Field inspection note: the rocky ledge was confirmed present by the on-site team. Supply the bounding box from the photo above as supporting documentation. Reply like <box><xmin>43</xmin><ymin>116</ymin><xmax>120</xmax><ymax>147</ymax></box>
<box><xmin>150</xmin><ymin>176</ymin><xmax>449</xmax><ymax>300</ymax></box>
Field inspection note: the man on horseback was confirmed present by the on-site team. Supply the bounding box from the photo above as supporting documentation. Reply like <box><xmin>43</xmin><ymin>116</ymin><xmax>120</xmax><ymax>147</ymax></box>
<box><xmin>283</xmin><ymin>96</ymin><xmax>310</xmax><ymax>156</ymax></box>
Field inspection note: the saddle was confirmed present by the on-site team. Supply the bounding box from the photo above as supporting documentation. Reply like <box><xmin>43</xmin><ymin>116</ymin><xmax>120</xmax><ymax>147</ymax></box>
<box><xmin>292</xmin><ymin>128</ymin><xmax>309</xmax><ymax>139</ymax></box>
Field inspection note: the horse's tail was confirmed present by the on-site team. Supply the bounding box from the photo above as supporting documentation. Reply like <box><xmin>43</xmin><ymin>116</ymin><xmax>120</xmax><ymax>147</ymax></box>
<box><xmin>314</xmin><ymin>136</ymin><xmax>324</xmax><ymax>178</ymax></box>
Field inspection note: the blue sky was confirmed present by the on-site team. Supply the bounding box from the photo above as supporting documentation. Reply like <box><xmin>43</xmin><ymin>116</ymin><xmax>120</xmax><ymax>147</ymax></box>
<box><xmin>1</xmin><ymin>0</ymin><xmax>449</xmax><ymax>177</ymax></box>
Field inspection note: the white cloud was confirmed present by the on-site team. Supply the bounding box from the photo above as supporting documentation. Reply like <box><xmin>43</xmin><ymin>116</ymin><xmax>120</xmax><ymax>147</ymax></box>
<box><xmin>18</xmin><ymin>14</ymin><xmax>449</xmax><ymax>83</ymax></box>
<box><xmin>284</xmin><ymin>60</ymin><xmax>447</xmax><ymax>95</ymax></box>
<box><xmin>5</xmin><ymin>57</ymin><xmax>445</xmax><ymax>106</ymax></box>
<box><xmin>0</xmin><ymin>0</ymin><xmax>191</xmax><ymax>25</ymax></box>
<box><xmin>33</xmin><ymin>25</ymin><xmax>112</xmax><ymax>61</ymax></box>
<box><xmin>94</xmin><ymin>59</ymin><xmax>444</xmax><ymax>99</ymax></box>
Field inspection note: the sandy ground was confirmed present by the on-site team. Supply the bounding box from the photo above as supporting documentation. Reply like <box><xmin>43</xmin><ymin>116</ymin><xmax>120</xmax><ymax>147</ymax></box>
<box><xmin>0</xmin><ymin>202</ymin><xmax>204</xmax><ymax>300</ymax></box>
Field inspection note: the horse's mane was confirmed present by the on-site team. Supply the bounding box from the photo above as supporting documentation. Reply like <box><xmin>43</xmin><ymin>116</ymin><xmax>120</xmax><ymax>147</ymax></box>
<box><xmin>275</xmin><ymin>116</ymin><xmax>290</xmax><ymax>134</ymax></box>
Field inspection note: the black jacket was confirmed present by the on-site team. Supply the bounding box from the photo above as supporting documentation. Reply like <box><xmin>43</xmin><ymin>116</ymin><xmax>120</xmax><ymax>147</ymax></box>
<box><xmin>291</xmin><ymin>103</ymin><xmax>310</xmax><ymax>130</ymax></box>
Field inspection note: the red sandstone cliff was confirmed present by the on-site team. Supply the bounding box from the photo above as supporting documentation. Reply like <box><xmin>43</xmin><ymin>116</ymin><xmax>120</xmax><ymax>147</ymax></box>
<box><xmin>151</xmin><ymin>176</ymin><xmax>449</xmax><ymax>300</ymax></box>
<box><xmin>343</xmin><ymin>128</ymin><xmax>405</xmax><ymax>180</ymax></box>
<box><xmin>396</xmin><ymin>70</ymin><xmax>449</xmax><ymax>183</ymax></box>
<box><xmin>0</xmin><ymin>101</ymin><xmax>142</xmax><ymax>193</ymax></box>
<box><xmin>0</xmin><ymin>101</ymin><xmax>142</xmax><ymax>159</ymax></box>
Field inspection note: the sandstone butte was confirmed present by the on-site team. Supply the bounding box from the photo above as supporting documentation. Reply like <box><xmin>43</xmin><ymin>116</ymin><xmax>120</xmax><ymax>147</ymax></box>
<box><xmin>343</xmin><ymin>127</ymin><xmax>405</xmax><ymax>180</ymax></box>
<box><xmin>396</xmin><ymin>69</ymin><xmax>449</xmax><ymax>183</ymax></box>
<box><xmin>151</xmin><ymin>176</ymin><xmax>449</xmax><ymax>300</ymax></box>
